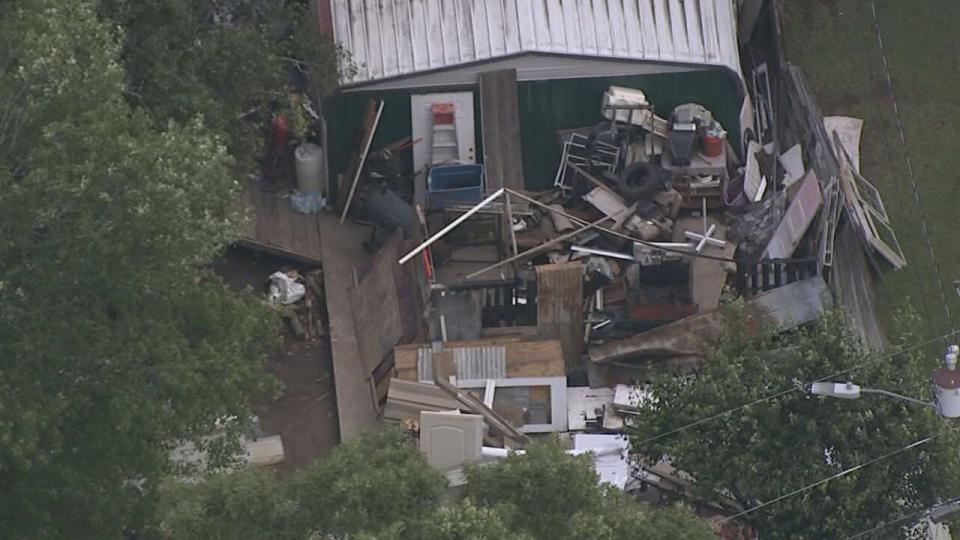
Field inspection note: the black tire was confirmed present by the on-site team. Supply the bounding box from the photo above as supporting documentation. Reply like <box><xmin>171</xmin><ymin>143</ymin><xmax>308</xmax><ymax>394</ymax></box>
<box><xmin>617</xmin><ymin>162</ymin><xmax>667</xmax><ymax>202</ymax></box>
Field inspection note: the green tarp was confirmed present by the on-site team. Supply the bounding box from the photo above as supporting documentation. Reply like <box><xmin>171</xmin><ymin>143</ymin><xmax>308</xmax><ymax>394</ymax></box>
<box><xmin>326</xmin><ymin>69</ymin><xmax>741</xmax><ymax>199</ymax></box>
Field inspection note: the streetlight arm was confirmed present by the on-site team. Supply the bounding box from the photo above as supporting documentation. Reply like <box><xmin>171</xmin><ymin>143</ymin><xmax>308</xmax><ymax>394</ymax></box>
<box><xmin>858</xmin><ymin>388</ymin><xmax>938</xmax><ymax>410</ymax></box>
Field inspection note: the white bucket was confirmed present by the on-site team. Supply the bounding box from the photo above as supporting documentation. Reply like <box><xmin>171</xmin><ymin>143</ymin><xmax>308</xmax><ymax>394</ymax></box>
<box><xmin>295</xmin><ymin>143</ymin><xmax>324</xmax><ymax>194</ymax></box>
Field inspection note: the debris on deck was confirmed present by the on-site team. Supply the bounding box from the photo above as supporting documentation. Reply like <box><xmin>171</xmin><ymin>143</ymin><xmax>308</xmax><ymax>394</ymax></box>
<box><xmin>329</xmin><ymin>77</ymin><xmax>904</xmax><ymax>457</ymax></box>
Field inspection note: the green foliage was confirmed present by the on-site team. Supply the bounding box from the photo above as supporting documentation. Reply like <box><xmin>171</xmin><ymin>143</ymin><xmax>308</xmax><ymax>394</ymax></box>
<box><xmin>99</xmin><ymin>0</ymin><xmax>342</xmax><ymax>171</ymax></box>
<box><xmin>291</xmin><ymin>429</ymin><xmax>447</xmax><ymax>537</ymax></box>
<box><xmin>629</xmin><ymin>309</ymin><xmax>960</xmax><ymax>539</ymax></box>
<box><xmin>158</xmin><ymin>434</ymin><xmax>713</xmax><ymax>540</ymax></box>
<box><xmin>158</xmin><ymin>429</ymin><xmax>445</xmax><ymax>539</ymax></box>
<box><xmin>414</xmin><ymin>499</ymin><xmax>529</xmax><ymax>540</ymax></box>
<box><xmin>464</xmin><ymin>442</ymin><xmax>714</xmax><ymax>540</ymax></box>
<box><xmin>0</xmin><ymin>1</ymin><xmax>278</xmax><ymax>536</ymax></box>
<box><xmin>157</xmin><ymin>469</ymin><xmax>301</xmax><ymax>540</ymax></box>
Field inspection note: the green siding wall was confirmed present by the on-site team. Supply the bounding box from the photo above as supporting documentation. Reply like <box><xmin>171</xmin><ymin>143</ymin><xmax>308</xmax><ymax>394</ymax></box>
<box><xmin>516</xmin><ymin>70</ymin><xmax>742</xmax><ymax>188</ymax></box>
<box><xmin>326</xmin><ymin>68</ymin><xmax>740</xmax><ymax>198</ymax></box>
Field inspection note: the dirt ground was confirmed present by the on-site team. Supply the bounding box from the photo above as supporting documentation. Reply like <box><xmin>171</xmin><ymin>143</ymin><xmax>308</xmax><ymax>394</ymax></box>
<box><xmin>213</xmin><ymin>247</ymin><xmax>339</xmax><ymax>473</ymax></box>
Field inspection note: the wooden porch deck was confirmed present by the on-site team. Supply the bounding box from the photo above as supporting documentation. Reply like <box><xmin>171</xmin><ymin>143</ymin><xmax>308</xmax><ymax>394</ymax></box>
<box><xmin>239</xmin><ymin>178</ymin><xmax>323</xmax><ymax>264</ymax></box>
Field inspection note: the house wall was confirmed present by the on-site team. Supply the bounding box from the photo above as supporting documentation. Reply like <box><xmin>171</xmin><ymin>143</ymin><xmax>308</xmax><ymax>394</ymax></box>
<box><xmin>325</xmin><ymin>69</ymin><xmax>741</xmax><ymax>199</ymax></box>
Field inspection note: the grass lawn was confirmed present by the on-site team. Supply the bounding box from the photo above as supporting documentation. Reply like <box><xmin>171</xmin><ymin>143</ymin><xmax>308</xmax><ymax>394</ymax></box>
<box><xmin>782</xmin><ymin>0</ymin><xmax>960</xmax><ymax>343</ymax></box>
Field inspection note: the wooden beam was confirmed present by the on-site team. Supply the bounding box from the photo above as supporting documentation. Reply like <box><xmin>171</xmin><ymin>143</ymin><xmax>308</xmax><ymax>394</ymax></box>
<box><xmin>340</xmin><ymin>100</ymin><xmax>384</xmax><ymax>223</ymax></box>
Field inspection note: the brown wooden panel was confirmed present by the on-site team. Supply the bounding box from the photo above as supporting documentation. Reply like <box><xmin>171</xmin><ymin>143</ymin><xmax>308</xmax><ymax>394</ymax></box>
<box><xmin>393</xmin><ymin>338</ymin><xmax>564</xmax><ymax>382</ymax></box>
<box><xmin>536</xmin><ymin>262</ymin><xmax>584</xmax><ymax>371</ymax></box>
<box><xmin>350</xmin><ymin>233</ymin><xmax>404</xmax><ymax>374</ymax></box>
<box><xmin>240</xmin><ymin>178</ymin><xmax>323</xmax><ymax>264</ymax></box>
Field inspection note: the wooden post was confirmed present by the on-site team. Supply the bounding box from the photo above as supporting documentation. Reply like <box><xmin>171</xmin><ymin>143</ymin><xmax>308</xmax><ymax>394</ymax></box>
<box><xmin>504</xmin><ymin>191</ymin><xmax>519</xmax><ymax>256</ymax></box>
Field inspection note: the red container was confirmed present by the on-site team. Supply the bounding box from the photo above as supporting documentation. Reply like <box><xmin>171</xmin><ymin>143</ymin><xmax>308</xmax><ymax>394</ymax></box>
<box><xmin>702</xmin><ymin>132</ymin><xmax>724</xmax><ymax>157</ymax></box>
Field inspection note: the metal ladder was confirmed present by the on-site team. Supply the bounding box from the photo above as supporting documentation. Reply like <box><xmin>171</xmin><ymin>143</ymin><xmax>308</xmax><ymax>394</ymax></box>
<box><xmin>430</xmin><ymin>102</ymin><xmax>459</xmax><ymax>164</ymax></box>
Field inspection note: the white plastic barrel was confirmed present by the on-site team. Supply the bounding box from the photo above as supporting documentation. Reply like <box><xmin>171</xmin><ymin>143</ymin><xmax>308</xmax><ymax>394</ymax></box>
<box><xmin>295</xmin><ymin>143</ymin><xmax>324</xmax><ymax>194</ymax></box>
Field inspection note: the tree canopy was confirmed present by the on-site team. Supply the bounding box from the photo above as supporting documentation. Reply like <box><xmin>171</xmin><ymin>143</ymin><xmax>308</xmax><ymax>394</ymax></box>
<box><xmin>98</xmin><ymin>0</ymin><xmax>342</xmax><ymax>170</ymax></box>
<box><xmin>0</xmin><ymin>0</ymin><xmax>298</xmax><ymax>536</ymax></box>
<box><xmin>628</xmin><ymin>308</ymin><xmax>960</xmax><ymax>539</ymax></box>
<box><xmin>157</xmin><ymin>429</ymin><xmax>714</xmax><ymax>540</ymax></box>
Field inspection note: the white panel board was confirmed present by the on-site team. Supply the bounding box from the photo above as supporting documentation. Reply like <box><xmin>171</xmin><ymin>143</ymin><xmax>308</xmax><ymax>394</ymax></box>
<box><xmin>764</xmin><ymin>171</ymin><xmax>823</xmax><ymax>259</ymax></box>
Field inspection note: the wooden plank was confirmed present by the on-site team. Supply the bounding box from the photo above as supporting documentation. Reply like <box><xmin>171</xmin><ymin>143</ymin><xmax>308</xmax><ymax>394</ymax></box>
<box><xmin>671</xmin><ymin>216</ymin><xmax>735</xmax><ymax>312</ymax></box>
<box><xmin>394</xmin><ymin>338</ymin><xmax>564</xmax><ymax>381</ymax></box>
<box><xmin>590</xmin><ymin>277</ymin><xmax>831</xmax><ymax>364</ymax></box>
<box><xmin>319</xmin><ymin>214</ymin><xmax>379</xmax><ymax>441</ymax></box>
<box><xmin>240</xmin><ymin>178</ymin><xmax>323</xmax><ymax>264</ymax></box>
<box><xmin>340</xmin><ymin>100</ymin><xmax>384</xmax><ymax>223</ymax></box>
<box><xmin>536</xmin><ymin>262</ymin><xmax>584</xmax><ymax>371</ymax></box>
<box><xmin>480</xmin><ymin>69</ymin><xmax>524</xmax><ymax>191</ymax></box>
<box><xmin>434</xmin><ymin>378</ymin><xmax>530</xmax><ymax>444</ymax></box>
<box><xmin>350</xmin><ymin>233</ymin><xmax>404</xmax><ymax>374</ymax></box>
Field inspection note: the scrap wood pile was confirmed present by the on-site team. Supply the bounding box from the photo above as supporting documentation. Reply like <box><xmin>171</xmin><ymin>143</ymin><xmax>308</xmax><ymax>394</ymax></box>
<box><xmin>266</xmin><ymin>267</ymin><xmax>327</xmax><ymax>340</ymax></box>
<box><xmin>460</xmin><ymin>87</ymin><xmax>754</xmax><ymax>345</ymax></box>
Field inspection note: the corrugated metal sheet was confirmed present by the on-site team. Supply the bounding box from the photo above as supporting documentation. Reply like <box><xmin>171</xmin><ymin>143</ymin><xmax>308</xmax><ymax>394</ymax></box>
<box><xmin>331</xmin><ymin>0</ymin><xmax>742</xmax><ymax>89</ymax></box>
<box><xmin>417</xmin><ymin>345</ymin><xmax>507</xmax><ymax>381</ymax></box>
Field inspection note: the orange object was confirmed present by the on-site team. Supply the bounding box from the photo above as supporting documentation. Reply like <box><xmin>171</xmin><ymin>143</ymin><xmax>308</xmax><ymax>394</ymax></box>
<box><xmin>702</xmin><ymin>132</ymin><xmax>723</xmax><ymax>157</ymax></box>
<box><xmin>431</xmin><ymin>103</ymin><xmax>456</xmax><ymax>125</ymax></box>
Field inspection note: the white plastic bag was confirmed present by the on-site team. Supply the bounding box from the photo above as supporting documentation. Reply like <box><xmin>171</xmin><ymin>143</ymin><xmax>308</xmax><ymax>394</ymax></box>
<box><xmin>268</xmin><ymin>272</ymin><xmax>305</xmax><ymax>304</ymax></box>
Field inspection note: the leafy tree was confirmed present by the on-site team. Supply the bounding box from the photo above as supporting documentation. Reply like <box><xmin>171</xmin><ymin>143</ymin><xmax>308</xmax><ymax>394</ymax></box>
<box><xmin>414</xmin><ymin>499</ymin><xmax>529</xmax><ymax>540</ymax></box>
<box><xmin>463</xmin><ymin>442</ymin><xmax>714</xmax><ymax>540</ymax></box>
<box><xmin>291</xmin><ymin>429</ymin><xmax>447</xmax><ymax>537</ymax></box>
<box><xmin>0</xmin><ymin>1</ymin><xmax>277</xmax><ymax>537</ymax></box>
<box><xmin>157</xmin><ymin>429</ymin><xmax>446</xmax><ymax>539</ymax></box>
<box><xmin>157</xmin><ymin>432</ymin><xmax>713</xmax><ymax>540</ymax></box>
<box><xmin>99</xmin><ymin>0</ymin><xmax>342</xmax><ymax>170</ymax></box>
<box><xmin>629</xmin><ymin>308</ymin><xmax>960</xmax><ymax>539</ymax></box>
<box><xmin>157</xmin><ymin>468</ymin><xmax>301</xmax><ymax>540</ymax></box>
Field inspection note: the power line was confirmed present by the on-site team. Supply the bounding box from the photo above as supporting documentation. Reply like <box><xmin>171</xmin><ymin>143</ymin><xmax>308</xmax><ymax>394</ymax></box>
<box><xmin>632</xmin><ymin>330</ymin><xmax>959</xmax><ymax>447</ymax></box>
<box><xmin>844</xmin><ymin>506</ymin><xmax>931</xmax><ymax>540</ymax></box>
<box><xmin>868</xmin><ymin>0</ymin><xmax>955</xmax><ymax>334</ymax></box>
<box><xmin>716</xmin><ymin>435</ymin><xmax>933</xmax><ymax>524</ymax></box>
<box><xmin>854</xmin><ymin>11</ymin><xmax>937</xmax><ymax>341</ymax></box>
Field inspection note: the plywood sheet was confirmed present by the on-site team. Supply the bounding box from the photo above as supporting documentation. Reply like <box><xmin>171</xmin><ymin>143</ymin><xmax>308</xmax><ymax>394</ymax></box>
<box><xmin>537</xmin><ymin>262</ymin><xmax>584</xmax><ymax>370</ymax></box>
<box><xmin>672</xmin><ymin>216</ymin><xmax>735</xmax><ymax>311</ymax></box>
<box><xmin>350</xmin><ymin>234</ymin><xmax>403</xmax><ymax>374</ymax></box>
<box><xmin>479</xmin><ymin>70</ymin><xmax>524</xmax><ymax>191</ymax></box>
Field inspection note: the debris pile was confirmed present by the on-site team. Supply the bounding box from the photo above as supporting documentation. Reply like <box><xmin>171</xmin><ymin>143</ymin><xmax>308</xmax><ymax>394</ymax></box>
<box><xmin>266</xmin><ymin>268</ymin><xmax>327</xmax><ymax>340</ymax></box>
<box><xmin>322</xmin><ymin>79</ymin><xmax>899</xmax><ymax>536</ymax></box>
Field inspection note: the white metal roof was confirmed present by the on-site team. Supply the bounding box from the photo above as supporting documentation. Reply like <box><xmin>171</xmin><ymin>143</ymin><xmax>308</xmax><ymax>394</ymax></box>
<box><xmin>331</xmin><ymin>0</ymin><xmax>743</xmax><ymax>90</ymax></box>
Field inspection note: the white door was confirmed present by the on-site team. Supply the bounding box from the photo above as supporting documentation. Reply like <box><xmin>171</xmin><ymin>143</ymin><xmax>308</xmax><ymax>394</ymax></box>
<box><xmin>410</xmin><ymin>92</ymin><xmax>476</xmax><ymax>173</ymax></box>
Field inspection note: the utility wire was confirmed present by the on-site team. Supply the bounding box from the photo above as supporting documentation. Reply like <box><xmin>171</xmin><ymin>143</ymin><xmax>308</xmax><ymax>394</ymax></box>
<box><xmin>844</xmin><ymin>506</ymin><xmax>931</xmax><ymax>539</ymax></box>
<box><xmin>868</xmin><ymin>0</ymin><xmax>955</xmax><ymax>334</ymax></box>
<box><xmin>716</xmin><ymin>435</ymin><xmax>933</xmax><ymax>524</ymax></box>
<box><xmin>632</xmin><ymin>329</ymin><xmax>959</xmax><ymax>447</ymax></box>
<box><xmin>855</xmin><ymin>6</ymin><xmax>937</xmax><ymax>341</ymax></box>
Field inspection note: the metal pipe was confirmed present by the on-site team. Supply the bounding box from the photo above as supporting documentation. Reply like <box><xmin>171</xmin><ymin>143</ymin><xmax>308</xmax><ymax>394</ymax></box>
<box><xmin>464</xmin><ymin>212</ymin><xmax>618</xmax><ymax>279</ymax></box>
<box><xmin>398</xmin><ymin>188</ymin><xmax>505</xmax><ymax>264</ymax></box>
